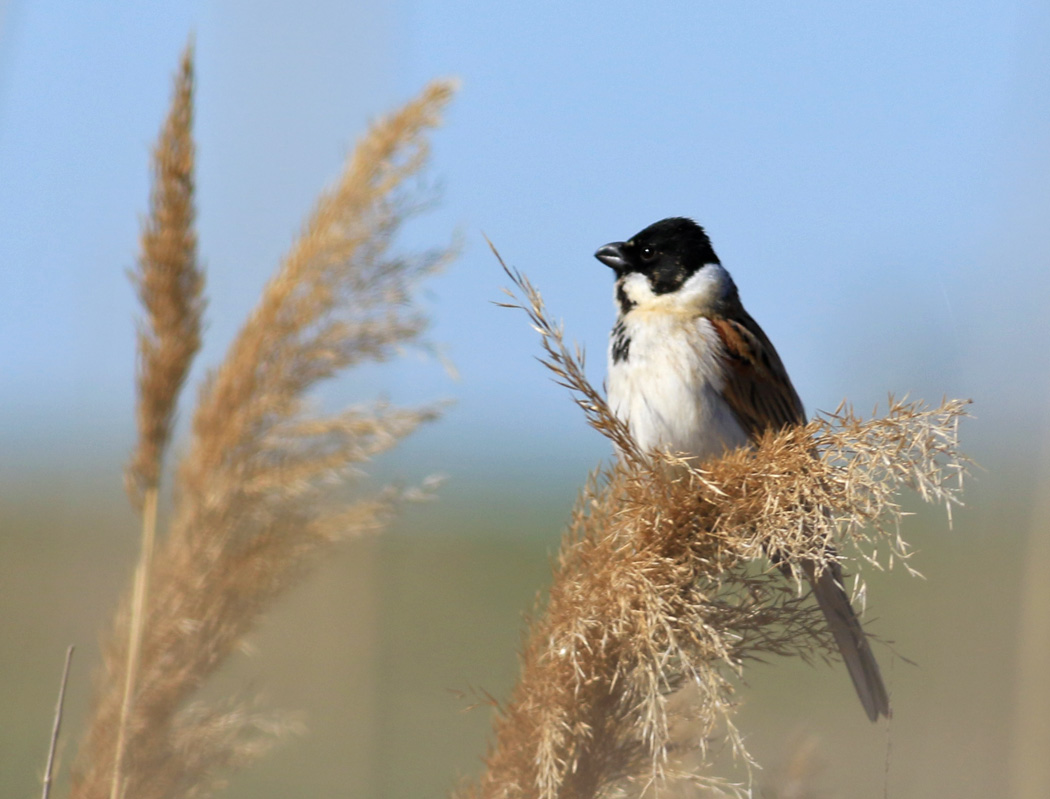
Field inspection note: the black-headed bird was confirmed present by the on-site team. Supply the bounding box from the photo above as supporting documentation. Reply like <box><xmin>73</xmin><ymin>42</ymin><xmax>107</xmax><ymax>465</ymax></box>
<box><xmin>595</xmin><ymin>216</ymin><xmax>890</xmax><ymax>721</ymax></box>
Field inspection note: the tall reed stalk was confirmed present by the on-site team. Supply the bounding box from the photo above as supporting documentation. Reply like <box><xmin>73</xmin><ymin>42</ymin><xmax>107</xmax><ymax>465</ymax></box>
<box><xmin>71</xmin><ymin>42</ymin><xmax>456</xmax><ymax>799</ymax></box>
<box><xmin>111</xmin><ymin>45</ymin><xmax>204</xmax><ymax>799</ymax></box>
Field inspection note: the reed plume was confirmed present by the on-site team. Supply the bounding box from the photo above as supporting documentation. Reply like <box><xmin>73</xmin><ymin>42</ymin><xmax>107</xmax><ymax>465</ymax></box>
<box><xmin>72</xmin><ymin>43</ymin><xmax>456</xmax><ymax>799</ymax></box>
<box><xmin>463</xmin><ymin>257</ymin><xmax>968</xmax><ymax>799</ymax></box>
<box><xmin>111</xmin><ymin>44</ymin><xmax>204</xmax><ymax>799</ymax></box>
<box><xmin>125</xmin><ymin>42</ymin><xmax>204</xmax><ymax>507</ymax></box>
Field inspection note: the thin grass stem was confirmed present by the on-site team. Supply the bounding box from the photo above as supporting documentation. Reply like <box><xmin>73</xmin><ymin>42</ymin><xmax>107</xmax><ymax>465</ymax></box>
<box><xmin>42</xmin><ymin>645</ymin><xmax>75</xmax><ymax>799</ymax></box>
<box><xmin>110</xmin><ymin>487</ymin><xmax>159</xmax><ymax>799</ymax></box>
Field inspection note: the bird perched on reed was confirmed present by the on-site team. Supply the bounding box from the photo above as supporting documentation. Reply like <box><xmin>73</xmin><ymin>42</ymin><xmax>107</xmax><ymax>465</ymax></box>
<box><xmin>595</xmin><ymin>216</ymin><xmax>890</xmax><ymax>721</ymax></box>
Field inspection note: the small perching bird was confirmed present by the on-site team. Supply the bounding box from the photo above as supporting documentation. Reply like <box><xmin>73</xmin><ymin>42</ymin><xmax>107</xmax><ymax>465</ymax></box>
<box><xmin>595</xmin><ymin>216</ymin><xmax>890</xmax><ymax>722</ymax></box>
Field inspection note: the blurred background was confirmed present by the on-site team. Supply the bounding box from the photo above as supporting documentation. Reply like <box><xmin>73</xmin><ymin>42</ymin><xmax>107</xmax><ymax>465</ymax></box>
<box><xmin>3</xmin><ymin>1</ymin><xmax>1050</xmax><ymax>797</ymax></box>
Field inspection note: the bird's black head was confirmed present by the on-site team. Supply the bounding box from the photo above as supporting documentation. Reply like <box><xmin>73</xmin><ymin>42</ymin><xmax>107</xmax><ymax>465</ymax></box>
<box><xmin>594</xmin><ymin>217</ymin><xmax>720</xmax><ymax>296</ymax></box>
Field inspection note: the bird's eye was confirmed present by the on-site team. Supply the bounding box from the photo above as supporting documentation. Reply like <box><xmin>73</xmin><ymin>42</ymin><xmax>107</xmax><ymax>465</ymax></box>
<box><xmin>640</xmin><ymin>246</ymin><xmax>657</xmax><ymax>262</ymax></box>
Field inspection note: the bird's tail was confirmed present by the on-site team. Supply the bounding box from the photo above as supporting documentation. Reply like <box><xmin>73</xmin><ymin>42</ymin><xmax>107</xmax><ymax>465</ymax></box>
<box><xmin>805</xmin><ymin>561</ymin><xmax>891</xmax><ymax>722</ymax></box>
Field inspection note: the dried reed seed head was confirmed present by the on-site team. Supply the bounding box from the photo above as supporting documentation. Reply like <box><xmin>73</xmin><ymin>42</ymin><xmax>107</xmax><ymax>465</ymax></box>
<box><xmin>73</xmin><ymin>73</ymin><xmax>456</xmax><ymax>799</ymax></box>
<box><xmin>462</xmin><ymin>257</ymin><xmax>968</xmax><ymax>799</ymax></box>
<box><xmin>126</xmin><ymin>42</ymin><xmax>204</xmax><ymax>505</ymax></box>
<box><xmin>182</xmin><ymin>79</ymin><xmax>456</xmax><ymax>494</ymax></box>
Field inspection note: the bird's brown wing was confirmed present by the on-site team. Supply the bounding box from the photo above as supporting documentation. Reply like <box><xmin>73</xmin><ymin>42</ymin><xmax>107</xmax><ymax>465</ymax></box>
<box><xmin>708</xmin><ymin>307</ymin><xmax>806</xmax><ymax>437</ymax></box>
<box><xmin>711</xmin><ymin>305</ymin><xmax>891</xmax><ymax>721</ymax></box>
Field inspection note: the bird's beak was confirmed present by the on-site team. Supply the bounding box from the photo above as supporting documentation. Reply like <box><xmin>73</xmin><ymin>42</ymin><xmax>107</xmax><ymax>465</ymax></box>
<box><xmin>594</xmin><ymin>242</ymin><xmax>628</xmax><ymax>270</ymax></box>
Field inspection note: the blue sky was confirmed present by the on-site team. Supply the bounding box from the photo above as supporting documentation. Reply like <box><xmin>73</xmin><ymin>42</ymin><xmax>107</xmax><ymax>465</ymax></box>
<box><xmin>2</xmin><ymin>0</ymin><xmax>1049</xmax><ymax>491</ymax></box>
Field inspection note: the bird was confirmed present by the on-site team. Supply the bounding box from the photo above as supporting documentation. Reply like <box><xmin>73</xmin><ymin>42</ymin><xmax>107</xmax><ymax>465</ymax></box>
<box><xmin>594</xmin><ymin>216</ymin><xmax>890</xmax><ymax>722</ymax></box>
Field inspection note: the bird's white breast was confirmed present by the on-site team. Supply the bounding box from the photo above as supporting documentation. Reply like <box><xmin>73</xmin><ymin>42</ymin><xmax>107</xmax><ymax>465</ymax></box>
<box><xmin>607</xmin><ymin>309</ymin><xmax>749</xmax><ymax>462</ymax></box>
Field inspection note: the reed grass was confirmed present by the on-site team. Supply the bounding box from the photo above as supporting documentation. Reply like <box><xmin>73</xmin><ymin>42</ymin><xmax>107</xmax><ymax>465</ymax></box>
<box><xmin>42</xmin><ymin>647</ymin><xmax>76</xmax><ymax>799</ymax></box>
<box><xmin>70</xmin><ymin>43</ymin><xmax>456</xmax><ymax>799</ymax></box>
<box><xmin>461</xmin><ymin>256</ymin><xmax>969</xmax><ymax>799</ymax></box>
<box><xmin>113</xmin><ymin>45</ymin><xmax>204</xmax><ymax>799</ymax></box>
<box><xmin>124</xmin><ymin>43</ymin><xmax>204</xmax><ymax>509</ymax></box>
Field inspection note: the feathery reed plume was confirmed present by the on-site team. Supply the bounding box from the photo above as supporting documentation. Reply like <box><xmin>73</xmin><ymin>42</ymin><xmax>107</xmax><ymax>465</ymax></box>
<box><xmin>112</xmin><ymin>43</ymin><xmax>204</xmax><ymax>799</ymax></box>
<box><xmin>125</xmin><ymin>42</ymin><xmax>204</xmax><ymax>506</ymax></box>
<box><xmin>72</xmin><ymin>61</ymin><xmax>457</xmax><ymax>799</ymax></box>
<box><xmin>463</xmin><ymin>256</ymin><xmax>968</xmax><ymax>799</ymax></box>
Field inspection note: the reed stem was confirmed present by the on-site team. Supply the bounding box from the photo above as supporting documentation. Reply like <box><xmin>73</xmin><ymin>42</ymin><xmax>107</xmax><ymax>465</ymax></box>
<box><xmin>42</xmin><ymin>646</ymin><xmax>75</xmax><ymax>799</ymax></box>
<box><xmin>110</xmin><ymin>486</ymin><xmax>159</xmax><ymax>799</ymax></box>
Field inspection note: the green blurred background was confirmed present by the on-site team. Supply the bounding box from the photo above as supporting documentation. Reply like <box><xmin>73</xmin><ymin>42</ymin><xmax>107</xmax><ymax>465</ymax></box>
<box><xmin>3</xmin><ymin>463</ymin><xmax>1040</xmax><ymax>798</ymax></box>
<box><xmin>3</xmin><ymin>1</ymin><xmax>1050</xmax><ymax>797</ymax></box>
